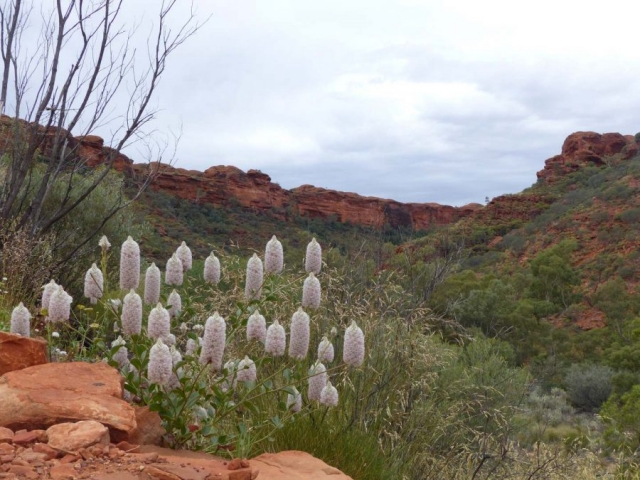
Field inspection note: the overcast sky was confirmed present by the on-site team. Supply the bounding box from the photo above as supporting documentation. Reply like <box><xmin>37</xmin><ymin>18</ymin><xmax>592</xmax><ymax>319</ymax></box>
<box><xmin>93</xmin><ymin>1</ymin><xmax>640</xmax><ymax>205</ymax></box>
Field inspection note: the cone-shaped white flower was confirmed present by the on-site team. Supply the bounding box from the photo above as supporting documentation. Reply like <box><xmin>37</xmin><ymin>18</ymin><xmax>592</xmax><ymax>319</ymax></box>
<box><xmin>99</xmin><ymin>235</ymin><xmax>111</xmax><ymax>251</ymax></box>
<box><xmin>41</xmin><ymin>279</ymin><xmax>58</xmax><ymax>312</ymax></box>
<box><xmin>307</xmin><ymin>362</ymin><xmax>327</xmax><ymax>402</ymax></box>
<box><xmin>186</xmin><ymin>338</ymin><xmax>198</xmax><ymax>356</ymax></box>
<box><xmin>121</xmin><ymin>290</ymin><xmax>143</xmax><ymax>336</ymax></box>
<box><xmin>144</xmin><ymin>263</ymin><xmax>161</xmax><ymax>305</ymax></box>
<box><xmin>165</xmin><ymin>253</ymin><xmax>184</xmax><ymax>286</ymax></box>
<box><xmin>305</xmin><ymin>238</ymin><xmax>322</xmax><ymax>274</ymax></box>
<box><xmin>264</xmin><ymin>235</ymin><xmax>283</xmax><ymax>274</ymax></box>
<box><xmin>199</xmin><ymin>312</ymin><xmax>226</xmax><ymax>370</ymax></box>
<box><xmin>301</xmin><ymin>272</ymin><xmax>321</xmax><ymax>309</ymax></box>
<box><xmin>246</xmin><ymin>310</ymin><xmax>267</xmax><ymax>343</ymax></box>
<box><xmin>236</xmin><ymin>355</ymin><xmax>257</xmax><ymax>383</ymax></box>
<box><xmin>222</xmin><ymin>360</ymin><xmax>236</xmax><ymax>392</ymax></box>
<box><xmin>148</xmin><ymin>339</ymin><xmax>172</xmax><ymax>386</ymax></box>
<box><xmin>10</xmin><ymin>303</ymin><xmax>30</xmax><ymax>337</ymax></box>
<box><xmin>265</xmin><ymin>319</ymin><xmax>286</xmax><ymax>356</ymax></box>
<box><xmin>320</xmin><ymin>381</ymin><xmax>339</xmax><ymax>407</ymax></box>
<box><xmin>167</xmin><ymin>289</ymin><xmax>182</xmax><ymax>318</ymax></box>
<box><xmin>119</xmin><ymin>236</ymin><xmax>140</xmax><ymax>291</ymax></box>
<box><xmin>111</xmin><ymin>336</ymin><xmax>129</xmax><ymax>369</ymax></box>
<box><xmin>289</xmin><ymin>307</ymin><xmax>310</xmax><ymax>360</ymax></box>
<box><xmin>287</xmin><ymin>386</ymin><xmax>302</xmax><ymax>413</ymax></box>
<box><xmin>48</xmin><ymin>286</ymin><xmax>72</xmax><ymax>323</ymax></box>
<box><xmin>245</xmin><ymin>253</ymin><xmax>263</xmax><ymax>300</ymax></box>
<box><xmin>317</xmin><ymin>336</ymin><xmax>334</xmax><ymax>363</ymax></box>
<box><xmin>343</xmin><ymin>320</ymin><xmax>365</xmax><ymax>367</ymax></box>
<box><xmin>148</xmin><ymin>302</ymin><xmax>171</xmax><ymax>341</ymax></box>
<box><xmin>84</xmin><ymin>263</ymin><xmax>104</xmax><ymax>304</ymax></box>
<box><xmin>204</xmin><ymin>252</ymin><xmax>221</xmax><ymax>284</ymax></box>
<box><xmin>176</xmin><ymin>241</ymin><xmax>192</xmax><ymax>272</ymax></box>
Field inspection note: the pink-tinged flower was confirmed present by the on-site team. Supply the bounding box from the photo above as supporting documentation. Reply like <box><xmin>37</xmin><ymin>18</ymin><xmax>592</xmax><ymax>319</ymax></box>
<box><xmin>148</xmin><ymin>339</ymin><xmax>172</xmax><ymax>386</ymax></box>
<box><xmin>84</xmin><ymin>263</ymin><xmax>104</xmax><ymax>304</ymax></box>
<box><xmin>264</xmin><ymin>235</ymin><xmax>283</xmax><ymax>274</ymax></box>
<box><xmin>307</xmin><ymin>362</ymin><xmax>327</xmax><ymax>402</ymax></box>
<box><xmin>320</xmin><ymin>381</ymin><xmax>339</xmax><ymax>407</ymax></box>
<box><xmin>111</xmin><ymin>336</ymin><xmax>129</xmax><ymax>369</ymax></box>
<box><xmin>246</xmin><ymin>310</ymin><xmax>267</xmax><ymax>343</ymax></box>
<box><xmin>176</xmin><ymin>241</ymin><xmax>192</xmax><ymax>272</ymax></box>
<box><xmin>99</xmin><ymin>235</ymin><xmax>111</xmax><ymax>251</ymax></box>
<box><xmin>121</xmin><ymin>290</ymin><xmax>143</xmax><ymax>336</ymax></box>
<box><xmin>221</xmin><ymin>360</ymin><xmax>236</xmax><ymax>392</ymax></box>
<box><xmin>265</xmin><ymin>319</ymin><xmax>286</xmax><ymax>356</ymax></box>
<box><xmin>343</xmin><ymin>321</ymin><xmax>365</xmax><ymax>367</ymax></box>
<box><xmin>165</xmin><ymin>253</ymin><xmax>183</xmax><ymax>286</ymax></box>
<box><xmin>10</xmin><ymin>303</ymin><xmax>30</xmax><ymax>337</ymax></box>
<box><xmin>317</xmin><ymin>336</ymin><xmax>334</xmax><ymax>363</ymax></box>
<box><xmin>167</xmin><ymin>289</ymin><xmax>182</xmax><ymax>318</ymax></box>
<box><xmin>287</xmin><ymin>386</ymin><xmax>302</xmax><ymax>413</ymax></box>
<box><xmin>185</xmin><ymin>338</ymin><xmax>198</xmax><ymax>356</ymax></box>
<box><xmin>236</xmin><ymin>356</ymin><xmax>256</xmax><ymax>383</ymax></box>
<box><xmin>199</xmin><ymin>312</ymin><xmax>226</xmax><ymax>370</ymax></box>
<box><xmin>305</xmin><ymin>238</ymin><xmax>322</xmax><ymax>274</ymax></box>
<box><xmin>144</xmin><ymin>263</ymin><xmax>161</xmax><ymax>305</ymax></box>
<box><xmin>48</xmin><ymin>286</ymin><xmax>72</xmax><ymax>323</ymax></box>
<box><xmin>302</xmin><ymin>273</ymin><xmax>321</xmax><ymax>309</ymax></box>
<box><xmin>289</xmin><ymin>307</ymin><xmax>310</xmax><ymax>360</ymax></box>
<box><xmin>168</xmin><ymin>345</ymin><xmax>183</xmax><ymax>390</ymax></box>
<box><xmin>204</xmin><ymin>252</ymin><xmax>221</xmax><ymax>284</ymax></box>
<box><xmin>41</xmin><ymin>279</ymin><xmax>58</xmax><ymax>312</ymax></box>
<box><xmin>245</xmin><ymin>253</ymin><xmax>263</xmax><ymax>300</ymax></box>
<box><xmin>119</xmin><ymin>236</ymin><xmax>140</xmax><ymax>291</ymax></box>
<box><xmin>148</xmin><ymin>302</ymin><xmax>170</xmax><ymax>341</ymax></box>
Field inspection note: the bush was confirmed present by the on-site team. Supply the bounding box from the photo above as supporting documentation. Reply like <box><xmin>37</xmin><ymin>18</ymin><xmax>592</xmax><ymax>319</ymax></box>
<box><xmin>564</xmin><ymin>363</ymin><xmax>614</xmax><ymax>411</ymax></box>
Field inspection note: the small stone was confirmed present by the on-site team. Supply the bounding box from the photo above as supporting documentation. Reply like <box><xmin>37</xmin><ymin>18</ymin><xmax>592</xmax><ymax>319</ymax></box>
<box><xmin>79</xmin><ymin>448</ymin><xmax>94</xmax><ymax>460</ymax></box>
<box><xmin>59</xmin><ymin>453</ymin><xmax>80</xmax><ymax>464</ymax></box>
<box><xmin>47</xmin><ymin>421</ymin><xmax>109</xmax><ymax>452</ymax></box>
<box><xmin>229</xmin><ymin>471</ymin><xmax>252</xmax><ymax>480</ymax></box>
<box><xmin>227</xmin><ymin>458</ymin><xmax>242</xmax><ymax>470</ymax></box>
<box><xmin>10</xmin><ymin>458</ymin><xmax>30</xmax><ymax>467</ymax></box>
<box><xmin>144</xmin><ymin>465</ymin><xmax>181</xmax><ymax>480</ymax></box>
<box><xmin>33</xmin><ymin>443</ymin><xmax>59</xmax><ymax>460</ymax></box>
<box><xmin>12</xmin><ymin>430</ymin><xmax>41</xmax><ymax>445</ymax></box>
<box><xmin>0</xmin><ymin>428</ymin><xmax>13</xmax><ymax>444</ymax></box>
<box><xmin>126</xmin><ymin>451</ymin><xmax>158</xmax><ymax>463</ymax></box>
<box><xmin>0</xmin><ymin>455</ymin><xmax>13</xmax><ymax>464</ymax></box>
<box><xmin>116</xmin><ymin>441</ymin><xmax>139</xmax><ymax>453</ymax></box>
<box><xmin>0</xmin><ymin>444</ymin><xmax>14</xmax><ymax>455</ymax></box>
<box><xmin>8</xmin><ymin>464</ymin><xmax>38</xmax><ymax>479</ymax></box>
<box><xmin>240</xmin><ymin>459</ymin><xmax>250</xmax><ymax>468</ymax></box>
<box><xmin>50</xmin><ymin>463</ymin><xmax>78</xmax><ymax>479</ymax></box>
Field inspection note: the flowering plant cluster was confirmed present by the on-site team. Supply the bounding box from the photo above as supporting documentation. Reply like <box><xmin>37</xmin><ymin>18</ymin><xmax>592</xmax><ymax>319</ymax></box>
<box><xmin>7</xmin><ymin>234</ymin><xmax>365</xmax><ymax>456</ymax></box>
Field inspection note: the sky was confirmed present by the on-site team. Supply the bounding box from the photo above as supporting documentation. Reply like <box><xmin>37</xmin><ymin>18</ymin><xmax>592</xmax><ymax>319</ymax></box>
<box><xmin>20</xmin><ymin>1</ymin><xmax>640</xmax><ymax>206</ymax></box>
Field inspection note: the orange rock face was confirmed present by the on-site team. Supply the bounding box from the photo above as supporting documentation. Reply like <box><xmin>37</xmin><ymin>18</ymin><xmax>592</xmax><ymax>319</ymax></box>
<box><xmin>136</xmin><ymin>163</ymin><xmax>479</xmax><ymax>230</ymax></box>
<box><xmin>0</xmin><ymin>332</ymin><xmax>48</xmax><ymax>376</ymax></box>
<box><xmin>537</xmin><ymin>131</ymin><xmax>637</xmax><ymax>183</ymax></box>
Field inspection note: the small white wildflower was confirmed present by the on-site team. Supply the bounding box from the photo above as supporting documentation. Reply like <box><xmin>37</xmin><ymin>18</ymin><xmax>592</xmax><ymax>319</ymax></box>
<box><xmin>121</xmin><ymin>290</ymin><xmax>142</xmax><ymax>336</ymax></box>
<box><xmin>288</xmin><ymin>307</ymin><xmax>310</xmax><ymax>360</ymax></box>
<box><xmin>301</xmin><ymin>272</ymin><xmax>321</xmax><ymax>309</ymax></box>
<box><xmin>176</xmin><ymin>241</ymin><xmax>193</xmax><ymax>272</ymax></box>
<box><xmin>287</xmin><ymin>386</ymin><xmax>302</xmax><ymax>413</ymax></box>
<box><xmin>180</xmin><ymin>322</ymin><xmax>188</xmax><ymax>334</ymax></box>
<box><xmin>317</xmin><ymin>336</ymin><xmax>334</xmax><ymax>363</ymax></box>
<box><xmin>265</xmin><ymin>319</ymin><xmax>286</xmax><ymax>357</ymax></box>
<box><xmin>165</xmin><ymin>253</ymin><xmax>184</xmax><ymax>286</ymax></box>
<box><xmin>305</xmin><ymin>238</ymin><xmax>322</xmax><ymax>274</ymax></box>
<box><xmin>199</xmin><ymin>312</ymin><xmax>226</xmax><ymax>370</ymax></box>
<box><xmin>99</xmin><ymin>235</ymin><xmax>111</xmax><ymax>251</ymax></box>
<box><xmin>308</xmin><ymin>362</ymin><xmax>327</xmax><ymax>402</ymax></box>
<box><xmin>244</xmin><ymin>253</ymin><xmax>263</xmax><ymax>300</ymax></box>
<box><xmin>167</xmin><ymin>289</ymin><xmax>182</xmax><ymax>318</ymax></box>
<box><xmin>47</xmin><ymin>286</ymin><xmax>72</xmax><ymax>323</ymax></box>
<box><xmin>264</xmin><ymin>235</ymin><xmax>283</xmax><ymax>274</ymax></box>
<box><xmin>236</xmin><ymin>355</ymin><xmax>257</xmax><ymax>383</ymax></box>
<box><xmin>320</xmin><ymin>381</ymin><xmax>339</xmax><ymax>407</ymax></box>
<box><xmin>144</xmin><ymin>263</ymin><xmax>161</xmax><ymax>305</ymax></box>
<box><xmin>51</xmin><ymin>331</ymin><xmax>60</xmax><ymax>338</ymax></box>
<box><xmin>10</xmin><ymin>303</ymin><xmax>31</xmax><ymax>337</ymax></box>
<box><xmin>119</xmin><ymin>236</ymin><xmax>141</xmax><ymax>291</ymax></box>
<box><xmin>148</xmin><ymin>339</ymin><xmax>172</xmax><ymax>386</ymax></box>
<box><xmin>204</xmin><ymin>252</ymin><xmax>221</xmax><ymax>284</ymax></box>
<box><xmin>246</xmin><ymin>310</ymin><xmax>267</xmax><ymax>343</ymax></box>
<box><xmin>148</xmin><ymin>302</ymin><xmax>171</xmax><ymax>341</ymax></box>
<box><xmin>343</xmin><ymin>320</ymin><xmax>365</xmax><ymax>367</ymax></box>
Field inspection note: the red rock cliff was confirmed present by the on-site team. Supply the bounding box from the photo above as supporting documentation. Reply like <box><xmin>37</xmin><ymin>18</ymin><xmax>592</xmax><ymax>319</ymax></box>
<box><xmin>133</xmin><ymin>163</ymin><xmax>481</xmax><ymax>230</ymax></box>
<box><xmin>536</xmin><ymin>132</ymin><xmax>638</xmax><ymax>183</ymax></box>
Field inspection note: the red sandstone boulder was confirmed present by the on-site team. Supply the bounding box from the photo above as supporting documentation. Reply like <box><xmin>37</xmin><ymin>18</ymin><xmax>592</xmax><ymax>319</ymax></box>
<box><xmin>251</xmin><ymin>450</ymin><xmax>354</xmax><ymax>479</ymax></box>
<box><xmin>0</xmin><ymin>362</ymin><xmax>136</xmax><ymax>440</ymax></box>
<box><xmin>0</xmin><ymin>332</ymin><xmax>48</xmax><ymax>376</ymax></box>
<box><xmin>47</xmin><ymin>421</ymin><xmax>110</xmax><ymax>453</ymax></box>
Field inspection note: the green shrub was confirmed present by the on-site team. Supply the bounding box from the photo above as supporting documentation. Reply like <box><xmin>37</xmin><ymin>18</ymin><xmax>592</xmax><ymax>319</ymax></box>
<box><xmin>564</xmin><ymin>363</ymin><xmax>614</xmax><ymax>411</ymax></box>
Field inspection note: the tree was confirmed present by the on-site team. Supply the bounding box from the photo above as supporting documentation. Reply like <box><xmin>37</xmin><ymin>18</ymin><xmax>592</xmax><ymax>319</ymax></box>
<box><xmin>529</xmin><ymin>239</ymin><xmax>580</xmax><ymax>311</ymax></box>
<box><xmin>0</xmin><ymin>0</ymin><xmax>204</xmax><ymax>286</ymax></box>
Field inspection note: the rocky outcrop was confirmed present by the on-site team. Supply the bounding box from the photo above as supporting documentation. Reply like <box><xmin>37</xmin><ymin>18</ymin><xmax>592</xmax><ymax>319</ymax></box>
<box><xmin>135</xmin><ymin>163</ymin><xmax>481</xmax><ymax>230</ymax></box>
<box><xmin>537</xmin><ymin>132</ymin><xmax>638</xmax><ymax>183</ymax></box>
<box><xmin>0</xmin><ymin>362</ymin><xmax>136</xmax><ymax>440</ymax></box>
<box><xmin>0</xmin><ymin>332</ymin><xmax>48</xmax><ymax>376</ymax></box>
<box><xmin>475</xmin><ymin>193</ymin><xmax>554</xmax><ymax>224</ymax></box>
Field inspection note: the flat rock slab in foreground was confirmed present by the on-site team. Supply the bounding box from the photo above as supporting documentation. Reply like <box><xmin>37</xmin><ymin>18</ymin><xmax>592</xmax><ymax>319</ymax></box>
<box><xmin>0</xmin><ymin>361</ymin><xmax>136</xmax><ymax>439</ymax></box>
<box><xmin>251</xmin><ymin>450</ymin><xmax>354</xmax><ymax>479</ymax></box>
<box><xmin>0</xmin><ymin>331</ymin><xmax>47</xmax><ymax>376</ymax></box>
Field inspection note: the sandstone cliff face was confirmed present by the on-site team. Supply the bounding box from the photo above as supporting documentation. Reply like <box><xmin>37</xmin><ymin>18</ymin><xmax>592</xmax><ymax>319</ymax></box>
<box><xmin>536</xmin><ymin>132</ymin><xmax>638</xmax><ymax>183</ymax></box>
<box><xmin>134</xmin><ymin>162</ymin><xmax>481</xmax><ymax>230</ymax></box>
